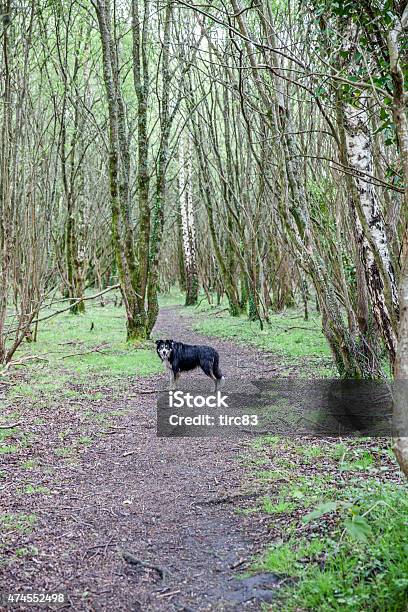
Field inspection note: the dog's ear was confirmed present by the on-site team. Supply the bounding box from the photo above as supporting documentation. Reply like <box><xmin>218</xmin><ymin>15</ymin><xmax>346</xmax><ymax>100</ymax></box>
<box><xmin>155</xmin><ymin>339</ymin><xmax>161</xmax><ymax>347</ymax></box>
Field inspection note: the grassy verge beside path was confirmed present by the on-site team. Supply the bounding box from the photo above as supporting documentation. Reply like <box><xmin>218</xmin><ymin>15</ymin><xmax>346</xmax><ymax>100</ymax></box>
<box><xmin>185</xmin><ymin>300</ymin><xmax>334</xmax><ymax>377</ymax></box>
<box><xmin>183</xmin><ymin>299</ymin><xmax>408</xmax><ymax>612</ymax></box>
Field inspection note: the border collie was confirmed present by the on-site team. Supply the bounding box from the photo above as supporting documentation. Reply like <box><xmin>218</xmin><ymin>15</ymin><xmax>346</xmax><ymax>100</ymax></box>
<box><xmin>156</xmin><ymin>339</ymin><xmax>224</xmax><ymax>391</ymax></box>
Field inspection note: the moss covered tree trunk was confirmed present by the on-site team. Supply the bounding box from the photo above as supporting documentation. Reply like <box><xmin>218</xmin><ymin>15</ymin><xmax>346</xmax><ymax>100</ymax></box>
<box><xmin>146</xmin><ymin>2</ymin><xmax>172</xmax><ymax>336</ymax></box>
<box><xmin>96</xmin><ymin>0</ymin><xmax>146</xmax><ymax>343</ymax></box>
<box><xmin>131</xmin><ymin>0</ymin><xmax>151</xmax><ymax>339</ymax></box>
<box><xmin>57</xmin><ymin>41</ymin><xmax>86</xmax><ymax>315</ymax></box>
<box><xmin>192</xmin><ymin>115</ymin><xmax>243</xmax><ymax>316</ymax></box>
<box><xmin>394</xmin><ymin>255</ymin><xmax>408</xmax><ymax>478</ymax></box>
<box><xmin>0</xmin><ymin>1</ymin><xmax>12</xmax><ymax>363</ymax></box>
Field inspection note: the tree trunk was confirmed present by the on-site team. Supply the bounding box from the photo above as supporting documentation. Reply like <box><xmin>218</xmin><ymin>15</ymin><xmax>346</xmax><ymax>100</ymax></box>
<box><xmin>192</xmin><ymin>116</ymin><xmax>243</xmax><ymax>316</ymax></box>
<box><xmin>394</xmin><ymin>256</ymin><xmax>408</xmax><ymax>477</ymax></box>
<box><xmin>341</xmin><ymin>101</ymin><xmax>398</xmax><ymax>363</ymax></box>
<box><xmin>146</xmin><ymin>1</ymin><xmax>172</xmax><ymax>336</ymax></box>
<box><xmin>95</xmin><ymin>0</ymin><xmax>147</xmax><ymax>342</ymax></box>
<box><xmin>177</xmin><ymin>210</ymin><xmax>186</xmax><ymax>291</ymax></box>
<box><xmin>387</xmin><ymin>11</ymin><xmax>408</xmax><ymax>268</ymax></box>
<box><xmin>132</xmin><ymin>0</ymin><xmax>150</xmax><ymax>319</ymax></box>
<box><xmin>179</xmin><ymin>134</ymin><xmax>198</xmax><ymax>306</ymax></box>
<box><xmin>0</xmin><ymin>0</ymin><xmax>12</xmax><ymax>362</ymax></box>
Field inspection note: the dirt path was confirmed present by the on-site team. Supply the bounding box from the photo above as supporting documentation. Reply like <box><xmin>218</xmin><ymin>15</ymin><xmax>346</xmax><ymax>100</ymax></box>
<box><xmin>1</xmin><ymin>306</ymin><xmax>283</xmax><ymax>611</ymax></box>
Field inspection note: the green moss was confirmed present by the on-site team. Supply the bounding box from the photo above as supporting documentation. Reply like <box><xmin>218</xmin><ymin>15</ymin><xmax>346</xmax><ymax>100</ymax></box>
<box><xmin>0</xmin><ymin>513</ymin><xmax>37</xmax><ymax>533</ymax></box>
<box><xmin>0</xmin><ymin>444</ymin><xmax>19</xmax><ymax>454</ymax></box>
<box><xmin>20</xmin><ymin>459</ymin><xmax>39</xmax><ymax>469</ymax></box>
<box><xmin>24</xmin><ymin>485</ymin><xmax>51</xmax><ymax>495</ymax></box>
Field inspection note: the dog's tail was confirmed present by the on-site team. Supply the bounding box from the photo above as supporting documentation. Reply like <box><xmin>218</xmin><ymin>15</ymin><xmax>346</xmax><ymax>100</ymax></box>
<box><xmin>212</xmin><ymin>353</ymin><xmax>223</xmax><ymax>380</ymax></box>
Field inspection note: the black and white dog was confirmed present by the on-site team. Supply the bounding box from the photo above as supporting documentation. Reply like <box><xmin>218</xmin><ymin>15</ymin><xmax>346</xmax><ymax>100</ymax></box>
<box><xmin>156</xmin><ymin>339</ymin><xmax>224</xmax><ymax>391</ymax></box>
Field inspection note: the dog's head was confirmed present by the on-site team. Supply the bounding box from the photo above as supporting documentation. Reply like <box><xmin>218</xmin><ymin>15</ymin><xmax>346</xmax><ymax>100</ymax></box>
<box><xmin>155</xmin><ymin>339</ymin><xmax>174</xmax><ymax>361</ymax></box>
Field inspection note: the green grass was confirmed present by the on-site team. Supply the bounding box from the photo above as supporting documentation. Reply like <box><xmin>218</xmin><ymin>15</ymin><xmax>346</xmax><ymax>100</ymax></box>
<box><xmin>257</xmin><ymin>538</ymin><xmax>327</xmax><ymax>576</ymax></box>
<box><xmin>262</xmin><ymin>495</ymin><xmax>296</xmax><ymax>514</ymax></box>
<box><xmin>188</xmin><ymin>304</ymin><xmax>332</xmax><ymax>372</ymax></box>
<box><xmin>340</xmin><ymin>451</ymin><xmax>376</xmax><ymax>472</ymax></box>
<box><xmin>54</xmin><ymin>446</ymin><xmax>75</xmax><ymax>458</ymax></box>
<box><xmin>263</xmin><ymin>485</ymin><xmax>408</xmax><ymax>611</ymax></box>
<box><xmin>20</xmin><ymin>459</ymin><xmax>39</xmax><ymax>469</ymax></box>
<box><xmin>1</xmin><ymin>297</ymin><xmax>165</xmax><ymax>407</ymax></box>
<box><xmin>246</xmin><ymin>436</ymin><xmax>408</xmax><ymax>611</ymax></box>
<box><xmin>0</xmin><ymin>426</ymin><xmax>20</xmax><ymax>441</ymax></box>
<box><xmin>256</xmin><ymin>469</ymin><xmax>284</xmax><ymax>482</ymax></box>
<box><xmin>77</xmin><ymin>435</ymin><xmax>92</xmax><ymax>446</ymax></box>
<box><xmin>24</xmin><ymin>485</ymin><xmax>51</xmax><ymax>495</ymax></box>
<box><xmin>0</xmin><ymin>513</ymin><xmax>37</xmax><ymax>533</ymax></box>
<box><xmin>251</xmin><ymin>435</ymin><xmax>280</xmax><ymax>450</ymax></box>
<box><xmin>158</xmin><ymin>288</ymin><xmax>186</xmax><ymax>307</ymax></box>
<box><xmin>0</xmin><ymin>444</ymin><xmax>18</xmax><ymax>454</ymax></box>
<box><xmin>299</xmin><ymin>445</ymin><xmax>324</xmax><ymax>459</ymax></box>
<box><xmin>15</xmin><ymin>546</ymin><xmax>38</xmax><ymax>558</ymax></box>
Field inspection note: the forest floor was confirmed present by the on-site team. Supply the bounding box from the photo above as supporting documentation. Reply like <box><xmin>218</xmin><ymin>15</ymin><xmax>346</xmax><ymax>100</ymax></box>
<box><xmin>1</xmin><ymin>298</ymin><xmax>407</xmax><ymax>611</ymax></box>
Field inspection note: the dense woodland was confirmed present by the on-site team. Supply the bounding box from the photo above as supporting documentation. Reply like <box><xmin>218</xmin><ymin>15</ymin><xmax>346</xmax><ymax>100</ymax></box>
<box><xmin>0</xmin><ymin>1</ymin><xmax>407</xmax><ymax>469</ymax></box>
<box><xmin>1</xmin><ymin>3</ymin><xmax>408</xmax><ymax>608</ymax></box>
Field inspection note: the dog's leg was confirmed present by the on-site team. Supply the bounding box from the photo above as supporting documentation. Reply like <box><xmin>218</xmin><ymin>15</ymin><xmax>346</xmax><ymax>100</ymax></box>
<box><xmin>211</xmin><ymin>354</ymin><xmax>224</xmax><ymax>393</ymax></box>
<box><xmin>168</xmin><ymin>369</ymin><xmax>176</xmax><ymax>391</ymax></box>
<box><xmin>214</xmin><ymin>376</ymin><xmax>224</xmax><ymax>393</ymax></box>
<box><xmin>211</xmin><ymin>374</ymin><xmax>218</xmax><ymax>393</ymax></box>
<box><xmin>169</xmin><ymin>369</ymin><xmax>181</xmax><ymax>391</ymax></box>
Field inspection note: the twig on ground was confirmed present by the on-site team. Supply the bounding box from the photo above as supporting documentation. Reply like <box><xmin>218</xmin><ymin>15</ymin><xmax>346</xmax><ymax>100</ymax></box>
<box><xmin>122</xmin><ymin>550</ymin><xmax>168</xmax><ymax>579</ymax></box>
<box><xmin>0</xmin><ymin>355</ymin><xmax>48</xmax><ymax>374</ymax></box>
<box><xmin>230</xmin><ymin>558</ymin><xmax>248</xmax><ymax>570</ymax></box>
<box><xmin>212</xmin><ymin>308</ymin><xmax>229</xmax><ymax>316</ymax></box>
<box><xmin>101</xmin><ymin>426</ymin><xmax>128</xmax><ymax>435</ymax></box>
<box><xmin>0</xmin><ymin>422</ymin><xmax>21</xmax><ymax>429</ymax></box>
<box><xmin>273</xmin><ymin>324</ymin><xmax>318</xmax><ymax>332</ymax></box>
<box><xmin>156</xmin><ymin>590</ymin><xmax>181</xmax><ymax>599</ymax></box>
<box><xmin>195</xmin><ymin>491</ymin><xmax>261</xmax><ymax>506</ymax></box>
<box><xmin>62</xmin><ymin>344</ymin><xmax>110</xmax><ymax>359</ymax></box>
<box><xmin>128</xmin><ymin>389</ymin><xmax>161</xmax><ymax>395</ymax></box>
<box><xmin>122</xmin><ymin>449</ymin><xmax>139</xmax><ymax>457</ymax></box>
